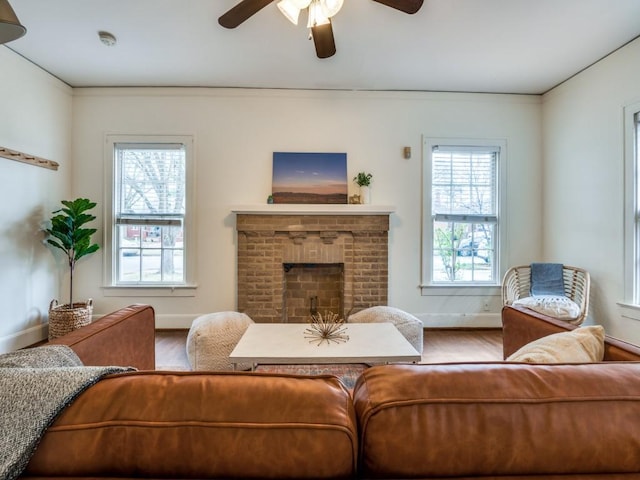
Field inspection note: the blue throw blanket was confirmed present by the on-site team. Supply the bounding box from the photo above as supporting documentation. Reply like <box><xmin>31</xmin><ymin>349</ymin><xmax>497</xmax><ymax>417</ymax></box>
<box><xmin>0</xmin><ymin>345</ymin><xmax>133</xmax><ymax>480</ymax></box>
<box><xmin>530</xmin><ymin>262</ymin><xmax>565</xmax><ymax>296</ymax></box>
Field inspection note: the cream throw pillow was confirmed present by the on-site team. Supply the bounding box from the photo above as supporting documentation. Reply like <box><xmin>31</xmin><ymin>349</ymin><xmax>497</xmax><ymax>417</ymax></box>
<box><xmin>506</xmin><ymin>325</ymin><xmax>605</xmax><ymax>363</ymax></box>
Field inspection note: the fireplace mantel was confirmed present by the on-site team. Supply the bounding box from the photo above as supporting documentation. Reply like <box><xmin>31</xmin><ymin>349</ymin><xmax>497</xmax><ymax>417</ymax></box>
<box><xmin>231</xmin><ymin>204</ymin><xmax>395</xmax><ymax>215</ymax></box>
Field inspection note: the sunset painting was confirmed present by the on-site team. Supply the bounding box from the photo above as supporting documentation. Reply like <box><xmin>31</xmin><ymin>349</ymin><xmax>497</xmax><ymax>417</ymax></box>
<box><xmin>272</xmin><ymin>152</ymin><xmax>348</xmax><ymax>204</ymax></box>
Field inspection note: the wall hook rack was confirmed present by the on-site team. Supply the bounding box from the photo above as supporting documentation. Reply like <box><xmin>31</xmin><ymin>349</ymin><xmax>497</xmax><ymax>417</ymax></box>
<box><xmin>0</xmin><ymin>145</ymin><xmax>59</xmax><ymax>171</ymax></box>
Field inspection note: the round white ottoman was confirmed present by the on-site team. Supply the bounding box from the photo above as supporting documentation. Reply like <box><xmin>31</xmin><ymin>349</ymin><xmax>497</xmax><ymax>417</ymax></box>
<box><xmin>348</xmin><ymin>306</ymin><xmax>423</xmax><ymax>354</ymax></box>
<box><xmin>186</xmin><ymin>311</ymin><xmax>254</xmax><ymax>371</ymax></box>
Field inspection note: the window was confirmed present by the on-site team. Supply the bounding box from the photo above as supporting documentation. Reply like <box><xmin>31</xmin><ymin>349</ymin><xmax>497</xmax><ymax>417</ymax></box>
<box><xmin>422</xmin><ymin>138</ymin><xmax>506</xmax><ymax>290</ymax></box>
<box><xmin>104</xmin><ymin>135</ymin><xmax>195</xmax><ymax>292</ymax></box>
<box><xmin>623</xmin><ymin>103</ymin><xmax>640</xmax><ymax>307</ymax></box>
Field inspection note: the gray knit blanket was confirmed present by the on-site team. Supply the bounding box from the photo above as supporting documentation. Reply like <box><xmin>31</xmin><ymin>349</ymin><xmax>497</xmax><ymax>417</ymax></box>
<box><xmin>0</xmin><ymin>345</ymin><xmax>133</xmax><ymax>480</ymax></box>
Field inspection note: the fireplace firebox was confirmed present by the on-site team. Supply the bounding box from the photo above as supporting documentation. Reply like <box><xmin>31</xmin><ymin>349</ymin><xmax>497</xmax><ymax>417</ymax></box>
<box><xmin>284</xmin><ymin>262</ymin><xmax>344</xmax><ymax>323</ymax></box>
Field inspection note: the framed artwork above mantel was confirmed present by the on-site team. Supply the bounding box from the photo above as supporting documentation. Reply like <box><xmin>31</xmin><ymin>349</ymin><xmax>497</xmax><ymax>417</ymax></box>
<box><xmin>272</xmin><ymin>151</ymin><xmax>348</xmax><ymax>204</ymax></box>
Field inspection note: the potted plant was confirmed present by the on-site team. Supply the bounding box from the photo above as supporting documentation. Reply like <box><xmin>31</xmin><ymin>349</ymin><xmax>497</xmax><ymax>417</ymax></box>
<box><xmin>45</xmin><ymin>198</ymin><xmax>100</xmax><ymax>339</ymax></box>
<box><xmin>353</xmin><ymin>172</ymin><xmax>373</xmax><ymax>204</ymax></box>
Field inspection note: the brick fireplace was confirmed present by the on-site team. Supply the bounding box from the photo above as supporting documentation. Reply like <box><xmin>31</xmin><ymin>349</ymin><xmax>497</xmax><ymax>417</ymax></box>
<box><xmin>234</xmin><ymin>206</ymin><xmax>393</xmax><ymax>323</ymax></box>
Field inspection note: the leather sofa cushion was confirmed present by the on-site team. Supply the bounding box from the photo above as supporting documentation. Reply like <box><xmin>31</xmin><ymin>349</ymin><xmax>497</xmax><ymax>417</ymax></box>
<box><xmin>25</xmin><ymin>371</ymin><xmax>357</xmax><ymax>479</ymax></box>
<box><xmin>353</xmin><ymin>363</ymin><xmax>640</xmax><ymax>478</ymax></box>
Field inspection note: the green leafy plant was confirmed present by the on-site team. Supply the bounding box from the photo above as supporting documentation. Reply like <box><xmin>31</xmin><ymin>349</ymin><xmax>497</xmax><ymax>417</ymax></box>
<box><xmin>45</xmin><ymin>198</ymin><xmax>100</xmax><ymax>307</ymax></box>
<box><xmin>353</xmin><ymin>172</ymin><xmax>373</xmax><ymax>187</ymax></box>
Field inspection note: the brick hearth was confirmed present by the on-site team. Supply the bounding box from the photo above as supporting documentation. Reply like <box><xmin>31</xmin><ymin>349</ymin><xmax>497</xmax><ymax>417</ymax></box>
<box><xmin>234</xmin><ymin>209</ymin><xmax>391</xmax><ymax>323</ymax></box>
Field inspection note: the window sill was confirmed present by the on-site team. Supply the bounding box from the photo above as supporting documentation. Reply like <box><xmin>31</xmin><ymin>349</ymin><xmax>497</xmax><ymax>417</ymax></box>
<box><xmin>420</xmin><ymin>284</ymin><xmax>502</xmax><ymax>296</ymax></box>
<box><xmin>618</xmin><ymin>302</ymin><xmax>640</xmax><ymax>322</ymax></box>
<box><xmin>102</xmin><ymin>284</ymin><xmax>197</xmax><ymax>297</ymax></box>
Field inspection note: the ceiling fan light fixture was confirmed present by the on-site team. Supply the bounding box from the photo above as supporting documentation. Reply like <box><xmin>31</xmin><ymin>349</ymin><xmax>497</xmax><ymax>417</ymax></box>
<box><xmin>0</xmin><ymin>0</ymin><xmax>26</xmax><ymax>45</ymax></box>
<box><xmin>320</xmin><ymin>0</ymin><xmax>343</xmax><ymax>18</ymax></box>
<box><xmin>307</xmin><ymin>0</ymin><xmax>330</xmax><ymax>28</ymax></box>
<box><xmin>291</xmin><ymin>0</ymin><xmax>312</xmax><ymax>8</ymax></box>
<box><xmin>277</xmin><ymin>0</ymin><xmax>300</xmax><ymax>25</ymax></box>
<box><xmin>218</xmin><ymin>0</ymin><xmax>424</xmax><ymax>59</ymax></box>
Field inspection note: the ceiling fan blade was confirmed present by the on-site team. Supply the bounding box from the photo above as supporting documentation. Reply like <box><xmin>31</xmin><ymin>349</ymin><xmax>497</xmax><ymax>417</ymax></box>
<box><xmin>371</xmin><ymin>0</ymin><xmax>423</xmax><ymax>14</ymax></box>
<box><xmin>311</xmin><ymin>22</ymin><xmax>336</xmax><ymax>59</ymax></box>
<box><xmin>218</xmin><ymin>0</ymin><xmax>275</xmax><ymax>29</ymax></box>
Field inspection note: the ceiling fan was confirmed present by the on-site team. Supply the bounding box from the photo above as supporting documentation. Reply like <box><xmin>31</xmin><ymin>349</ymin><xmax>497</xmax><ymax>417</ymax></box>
<box><xmin>218</xmin><ymin>0</ymin><xmax>424</xmax><ymax>59</ymax></box>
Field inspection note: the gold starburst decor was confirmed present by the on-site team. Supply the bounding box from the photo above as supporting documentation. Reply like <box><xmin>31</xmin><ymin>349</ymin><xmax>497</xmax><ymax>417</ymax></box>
<box><xmin>304</xmin><ymin>311</ymin><xmax>349</xmax><ymax>346</ymax></box>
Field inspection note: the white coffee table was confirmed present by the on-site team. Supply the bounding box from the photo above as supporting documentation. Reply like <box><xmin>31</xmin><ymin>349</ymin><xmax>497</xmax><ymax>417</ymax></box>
<box><xmin>229</xmin><ymin>322</ymin><xmax>421</xmax><ymax>370</ymax></box>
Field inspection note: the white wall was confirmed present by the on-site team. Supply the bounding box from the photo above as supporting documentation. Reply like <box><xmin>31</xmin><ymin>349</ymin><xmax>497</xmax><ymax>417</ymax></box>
<box><xmin>72</xmin><ymin>88</ymin><xmax>542</xmax><ymax>328</ymax></box>
<box><xmin>542</xmin><ymin>37</ymin><xmax>640</xmax><ymax>343</ymax></box>
<box><xmin>0</xmin><ymin>47</ymin><xmax>72</xmax><ymax>352</ymax></box>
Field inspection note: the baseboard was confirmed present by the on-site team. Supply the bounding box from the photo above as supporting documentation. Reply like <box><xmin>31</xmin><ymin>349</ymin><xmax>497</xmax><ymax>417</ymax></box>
<box><xmin>415</xmin><ymin>313</ymin><xmax>502</xmax><ymax>329</ymax></box>
<box><xmin>0</xmin><ymin>324</ymin><xmax>48</xmax><ymax>354</ymax></box>
<box><xmin>152</xmin><ymin>313</ymin><xmax>198</xmax><ymax>329</ymax></box>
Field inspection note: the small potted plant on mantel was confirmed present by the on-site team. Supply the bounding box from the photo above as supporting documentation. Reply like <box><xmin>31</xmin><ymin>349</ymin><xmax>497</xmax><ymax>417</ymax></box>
<box><xmin>45</xmin><ymin>198</ymin><xmax>100</xmax><ymax>340</ymax></box>
<box><xmin>353</xmin><ymin>172</ymin><xmax>373</xmax><ymax>204</ymax></box>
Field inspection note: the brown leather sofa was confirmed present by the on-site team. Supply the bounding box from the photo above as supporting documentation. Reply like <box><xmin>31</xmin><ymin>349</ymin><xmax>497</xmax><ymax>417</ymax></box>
<box><xmin>19</xmin><ymin>304</ymin><xmax>640</xmax><ymax>479</ymax></box>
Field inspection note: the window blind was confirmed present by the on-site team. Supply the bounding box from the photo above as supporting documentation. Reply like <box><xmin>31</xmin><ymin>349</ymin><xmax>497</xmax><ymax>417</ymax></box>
<box><xmin>432</xmin><ymin>146</ymin><xmax>498</xmax><ymax>218</ymax></box>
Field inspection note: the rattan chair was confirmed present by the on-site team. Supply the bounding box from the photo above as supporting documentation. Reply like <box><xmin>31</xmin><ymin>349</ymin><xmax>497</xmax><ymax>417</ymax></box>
<box><xmin>502</xmin><ymin>265</ymin><xmax>590</xmax><ymax>325</ymax></box>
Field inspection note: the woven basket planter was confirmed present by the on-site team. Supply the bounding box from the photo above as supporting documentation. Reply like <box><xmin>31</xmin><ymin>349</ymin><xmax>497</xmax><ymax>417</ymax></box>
<box><xmin>48</xmin><ymin>298</ymin><xmax>93</xmax><ymax>340</ymax></box>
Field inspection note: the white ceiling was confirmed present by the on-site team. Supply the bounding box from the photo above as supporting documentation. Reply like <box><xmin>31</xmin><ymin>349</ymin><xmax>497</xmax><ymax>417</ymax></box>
<box><xmin>6</xmin><ymin>0</ymin><xmax>640</xmax><ymax>94</ymax></box>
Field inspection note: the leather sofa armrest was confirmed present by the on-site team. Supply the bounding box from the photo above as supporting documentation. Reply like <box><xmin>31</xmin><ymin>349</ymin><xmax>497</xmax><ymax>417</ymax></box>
<box><xmin>47</xmin><ymin>304</ymin><xmax>155</xmax><ymax>370</ymax></box>
<box><xmin>501</xmin><ymin>305</ymin><xmax>574</xmax><ymax>359</ymax></box>
<box><xmin>502</xmin><ymin>305</ymin><xmax>640</xmax><ymax>361</ymax></box>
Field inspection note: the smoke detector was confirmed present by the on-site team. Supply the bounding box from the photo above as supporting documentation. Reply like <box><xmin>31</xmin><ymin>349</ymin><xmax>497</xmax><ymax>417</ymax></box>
<box><xmin>98</xmin><ymin>31</ymin><xmax>116</xmax><ymax>47</ymax></box>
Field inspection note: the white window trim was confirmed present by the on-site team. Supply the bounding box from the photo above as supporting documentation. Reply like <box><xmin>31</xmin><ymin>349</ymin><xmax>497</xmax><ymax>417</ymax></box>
<box><xmin>421</xmin><ymin>137</ymin><xmax>507</xmax><ymax>295</ymax></box>
<box><xmin>623</xmin><ymin>102</ymin><xmax>640</xmax><ymax>311</ymax></box>
<box><xmin>103</xmin><ymin>134</ymin><xmax>197</xmax><ymax>296</ymax></box>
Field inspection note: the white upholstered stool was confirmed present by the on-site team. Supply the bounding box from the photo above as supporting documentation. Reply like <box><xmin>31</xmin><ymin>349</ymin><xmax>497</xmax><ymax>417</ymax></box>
<box><xmin>348</xmin><ymin>306</ymin><xmax>423</xmax><ymax>354</ymax></box>
<box><xmin>186</xmin><ymin>311</ymin><xmax>254</xmax><ymax>371</ymax></box>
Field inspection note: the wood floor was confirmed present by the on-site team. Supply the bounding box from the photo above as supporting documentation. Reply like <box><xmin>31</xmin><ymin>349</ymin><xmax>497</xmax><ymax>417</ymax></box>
<box><xmin>155</xmin><ymin>328</ymin><xmax>504</xmax><ymax>370</ymax></box>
